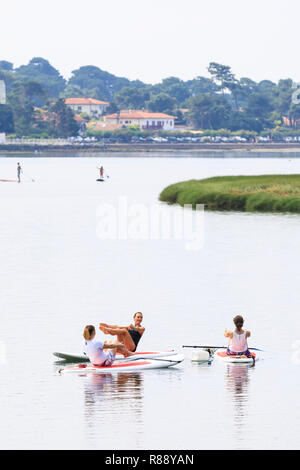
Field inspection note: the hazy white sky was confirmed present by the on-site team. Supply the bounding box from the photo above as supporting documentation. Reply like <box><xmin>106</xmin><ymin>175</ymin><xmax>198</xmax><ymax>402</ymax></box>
<box><xmin>1</xmin><ymin>0</ymin><xmax>299</xmax><ymax>84</ymax></box>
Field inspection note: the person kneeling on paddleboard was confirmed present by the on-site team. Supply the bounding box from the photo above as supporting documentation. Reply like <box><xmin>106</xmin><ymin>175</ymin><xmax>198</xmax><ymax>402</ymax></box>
<box><xmin>83</xmin><ymin>325</ymin><xmax>133</xmax><ymax>366</ymax></box>
<box><xmin>99</xmin><ymin>312</ymin><xmax>145</xmax><ymax>352</ymax></box>
<box><xmin>224</xmin><ymin>315</ymin><xmax>251</xmax><ymax>358</ymax></box>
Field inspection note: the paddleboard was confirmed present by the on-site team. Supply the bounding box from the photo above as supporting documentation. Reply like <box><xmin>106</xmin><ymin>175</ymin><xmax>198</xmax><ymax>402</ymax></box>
<box><xmin>0</xmin><ymin>179</ymin><xmax>19</xmax><ymax>183</ymax></box>
<box><xmin>58</xmin><ymin>354</ymin><xmax>184</xmax><ymax>374</ymax></box>
<box><xmin>214</xmin><ymin>348</ymin><xmax>257</xmax><ymax>363</ymax></box>
<box><xmin>53</xmin><ymin>350</ymin><xmax>177</xmax><ymax>363</ymax></box>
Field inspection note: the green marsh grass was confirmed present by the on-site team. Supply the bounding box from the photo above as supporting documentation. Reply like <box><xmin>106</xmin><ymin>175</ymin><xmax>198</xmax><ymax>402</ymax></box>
<box><xmin>159</xmin><ymin>175</ymin><xmax>300</xmax><ymax>213</ymax></box>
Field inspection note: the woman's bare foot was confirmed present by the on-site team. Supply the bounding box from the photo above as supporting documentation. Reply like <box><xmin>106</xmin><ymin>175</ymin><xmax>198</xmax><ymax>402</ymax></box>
<box><xmin>118</xmin><ymin>344</ymin><xmax>134</xmax><ymax>357</ymax></box>
<box><xmin>123</xmin><ymin>351</ymin><xmax>134</xmax><ymax>357</ymax></box>
<box><xmin>99</xmin><ymin>323</ymin><xmax>109</xmax><ymax>333</ymax></box>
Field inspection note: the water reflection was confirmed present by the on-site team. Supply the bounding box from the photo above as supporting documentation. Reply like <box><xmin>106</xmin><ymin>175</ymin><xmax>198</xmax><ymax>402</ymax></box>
<box><xmin>83</xmin><ymin>372</ymin><xmax>144</xmax><ymax>442</ymax></box>
<box><xmin>225</xmin><ymin>364</ymin><xmax>252</xmax><ymax>437</ymax></box>
<box><xmin>83</xmin><ymin>372</ymin><xmax>143</xmax><ymax>405</ymax></box>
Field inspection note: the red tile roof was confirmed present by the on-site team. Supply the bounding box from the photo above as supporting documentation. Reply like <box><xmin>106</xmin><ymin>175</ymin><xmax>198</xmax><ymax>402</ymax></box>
<box><xmin>105</xmin><ymin>110</ymin><xmax>175</xmax><ymax>120</ymax></box>
<box><xmin>65</xmin><ymin>98</ymin><xmax>109</xmax><ymax>105</ymax></box>
<box><xmin>89</xmin><ymin>122</ymin><xmax>123</xmax><ymax>131</ymax></box>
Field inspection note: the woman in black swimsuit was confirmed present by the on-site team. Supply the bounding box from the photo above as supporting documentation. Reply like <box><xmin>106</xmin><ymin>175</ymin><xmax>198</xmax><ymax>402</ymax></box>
<box><xmin>100</xmin><ymin>312</ymin><xmax>145</xmax><ymax>352</ymax></box>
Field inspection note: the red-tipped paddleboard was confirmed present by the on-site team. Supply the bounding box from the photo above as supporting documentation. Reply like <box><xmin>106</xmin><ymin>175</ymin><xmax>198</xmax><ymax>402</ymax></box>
<box><xmin>215</xmin><ymin>348</ymin><xmax>257</xmax><ymax>363</ymax></box>
<box><xmin>58</xmin><ymin>354</ymin><xmax>184</xmax><ymax>374</ymax></box>
<box><xmin>53</xmin><ymin>350</ymin><xmax>177</xmax><ymax>363</ymax></box>
<box><xmin>0</xmin><ymin>179</ymin><xmax>19</xmax><ymax>183</ymax></box>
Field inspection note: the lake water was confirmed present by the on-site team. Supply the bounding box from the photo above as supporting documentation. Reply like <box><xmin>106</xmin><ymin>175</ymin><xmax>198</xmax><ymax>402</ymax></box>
<box><xmin>0</xmin><ymin>152</ymin><xmax>300</xmax><ymax>450</ymax></box>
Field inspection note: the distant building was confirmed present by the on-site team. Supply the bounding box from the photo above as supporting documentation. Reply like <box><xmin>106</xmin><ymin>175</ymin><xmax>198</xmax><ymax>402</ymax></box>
<box><xmin>282</xmin><ymin>116</ymin><xmax>300</xmax><ymax>128</ymax></box>
<box><xmin>65</xmin><ymin>98</ymin><xmax>109</xmax><ymax>117</ymax></box>
<box><xmin>0</xmin><ymin>80</ymin><xmax>6</xmax><ymax>143</ymax></box>
<box><xmin>104</xmin><ymin>110</ymin><xmax>175</xmax><ymax>130</ymax></box>
<box><xmin>0</xmin><ymin>80</ymin><xmax>6</xmax><ymax>104</ymax></box>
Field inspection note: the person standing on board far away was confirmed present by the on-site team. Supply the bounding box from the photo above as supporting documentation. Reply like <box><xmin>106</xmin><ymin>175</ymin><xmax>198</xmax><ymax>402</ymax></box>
<box><xmin>83</xmin><ymin>325</ymin><xmax>133</xmax><ymax>366</ymax></box>
<box><xmin>100</xmin><ymin>312</ymin><xmax>145</xmax><ymax>352</ymax></box>
<box><xmin>97</xmin><ymin>165</ymin><xmax>104</xmax><ymax>179</ymax></box>
<box><xmin>17</xmin><ymin>162</ymin><xmax>22</xmax><ymax>183</ymax></box>
<box><xmin>224</xmin><ymin>315</ymin><xmax>252</xmax><ymax>358</ymax></box>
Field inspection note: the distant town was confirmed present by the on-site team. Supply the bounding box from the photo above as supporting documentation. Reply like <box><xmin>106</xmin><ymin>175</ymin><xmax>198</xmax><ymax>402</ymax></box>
<box><xmin>1</xmin><ymin>57</ymin><xmax>300</xmax><ymax>147</ymax></box>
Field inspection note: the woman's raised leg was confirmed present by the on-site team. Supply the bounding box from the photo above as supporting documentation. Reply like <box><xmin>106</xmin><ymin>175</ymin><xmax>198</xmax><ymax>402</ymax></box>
<box><xmin>101</xmin><ymin>326</ymin><xmax>136</xmax><ymax>351</ymax></box>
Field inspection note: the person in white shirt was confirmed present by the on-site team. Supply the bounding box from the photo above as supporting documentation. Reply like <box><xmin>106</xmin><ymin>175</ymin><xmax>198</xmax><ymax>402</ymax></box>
<box><xmin>83</xmin><ymin>325</ymin><xmax>133</xmax><ymax>366</ymax></box>
<box><xmin>224</xmin><ymin>315</ymin><xmax>251</xmax><ymax>357</ymax></box>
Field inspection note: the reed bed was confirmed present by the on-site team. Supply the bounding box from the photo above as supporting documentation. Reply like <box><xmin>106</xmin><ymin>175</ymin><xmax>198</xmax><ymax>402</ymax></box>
<box><xmin>159</xmin><ymin>175</ymin><xmax>300</xmax><ymax>213</ymax></box>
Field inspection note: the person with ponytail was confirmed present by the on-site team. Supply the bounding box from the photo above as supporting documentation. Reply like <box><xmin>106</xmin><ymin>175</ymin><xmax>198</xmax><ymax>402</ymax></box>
<box><xmin>224</xmin><ymin>315</ymin><xmax>251</xmax><ymax>357</ymax></box>
<box><xmin>83</xmin><ymin>325</ymin><xmax>133</xmax><ymax>366</ymax></box>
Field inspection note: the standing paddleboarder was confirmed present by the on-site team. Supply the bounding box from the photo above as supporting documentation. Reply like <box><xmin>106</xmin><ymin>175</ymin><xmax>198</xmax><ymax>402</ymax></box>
<box><xmin>17</xmin><ymin>163</ymin><xmax>22</xmax><ymax>183</ymax></box>
<box><xmin>96</xmin><ymin>165</ymin><xmax>104</xmax><ymax>180</ymax></box>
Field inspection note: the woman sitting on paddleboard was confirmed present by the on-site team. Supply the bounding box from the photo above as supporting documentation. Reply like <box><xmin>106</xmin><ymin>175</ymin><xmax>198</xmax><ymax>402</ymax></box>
<box><xmin>224</xmin><ymin>315</ymin><xmax>251</xmax><ymax>357</ymax></box>
<box><xmin>83</xmin><ymin>325</ymin><xmax>133</xmax><ymax>366</ymax></box>
<box><xmin>99</xmin><ymin>312</ymin><xmax>145</xmax><ymax>352</ymax></box>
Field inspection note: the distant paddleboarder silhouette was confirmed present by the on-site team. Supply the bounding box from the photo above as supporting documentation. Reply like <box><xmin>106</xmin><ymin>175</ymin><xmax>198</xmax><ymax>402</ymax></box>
<box><xmin>96</xmin><ymin>165</ymin><xmax>105</xmax><ymax>181</ymax></box>
<box><xmin>17</xmin><ymin>163</ymin><xmax>22</xmax><ymax>183</ymax></box>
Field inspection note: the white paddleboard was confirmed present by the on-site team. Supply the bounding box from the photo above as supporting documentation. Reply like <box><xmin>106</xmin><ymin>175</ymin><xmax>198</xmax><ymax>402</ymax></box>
<box><xmin>58</xmin><ymin>354</ymin><xmax>184</xmax><ymax>374</ymax></box>
<box><xmin>53</xmin><ymin>350</ymin><xmax>177</xmax><ymax>363</ymax></box>
<box><xmin>214</xmin><ymin>348</ymin><xmax>258</xmax><ymax>363</ymax></box>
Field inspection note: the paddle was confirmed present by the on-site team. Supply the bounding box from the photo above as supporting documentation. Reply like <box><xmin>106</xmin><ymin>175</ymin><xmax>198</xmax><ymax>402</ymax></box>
<box><xmin>182</xmin><ymin>345</ymin><xmax>264</xmax><ymax>352</ymax></box>
<box><xmin>22</xmin><ymin>172</ymin><xmax>35</xmax><ymax>182</ymax></box>
<box><xmin>125</xmin><ymin>355</ymin><xmax>181</xmax><ymax>364</ymax></box>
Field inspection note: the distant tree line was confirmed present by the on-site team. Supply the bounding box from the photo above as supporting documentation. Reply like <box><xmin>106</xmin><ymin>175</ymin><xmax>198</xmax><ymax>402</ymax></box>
<box><xmin>1</xmin><ymin>57</ymin><xmax>300</xmax><ymax>137</ymax></box>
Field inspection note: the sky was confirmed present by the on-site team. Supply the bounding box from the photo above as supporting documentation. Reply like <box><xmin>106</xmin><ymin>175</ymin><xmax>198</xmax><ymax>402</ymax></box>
<box><xmin>1</xmin><ymin>0</ymin><xmax>300</xmax><ymax>84</ymax></box>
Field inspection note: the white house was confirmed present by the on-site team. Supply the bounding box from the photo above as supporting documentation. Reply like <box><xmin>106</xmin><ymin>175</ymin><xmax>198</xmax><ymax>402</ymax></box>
<box><xmin>104</xmin><ymin>110</ymin><xmax>175</xmax><ymax>131</ymax></box>
<box><xmin>65</xmin><ymin>98</ymin><xmax>109</xmax><ymax>117</ymax></box>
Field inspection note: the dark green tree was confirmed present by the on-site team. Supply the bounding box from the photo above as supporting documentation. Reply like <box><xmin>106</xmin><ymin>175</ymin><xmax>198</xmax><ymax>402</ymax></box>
<box><xmin>208</xmin><ymin>62</ymin><xmax>238</xmax><ymax>94</ymax></box>
<box><xmin>245</xmin><ymin>93</ymin><xmax>274</xmax><ymax>120</ymax></box>
<box><xmin>0</xmin><ymin>104</ymin><xmax>14</xmax><ymax>133</ymax></box>
<box><xmin>275</xmin><ymin>79</ymin><xmax>293</xmax><ymax>116</ymax></box>
<box><xmin>187</xmin><ymin>94</ymin><xmax>232</xmax><ymax>129</ymax></box>
<box><xmin>49</xmin><ymin>99</ymin><xmax>79</xmax><ymax>137</ymax></box>
<box><xmin>7</xmin><ymin>81</ymin><xmax>45</xmax><ymax>136</ymax></box>
<box><xmin>187</xmin><ymin>76</ymin><xmax>217</xmax><ymax>96</ymax></box>
<box><xmin>146</xmin><ymin>93</ymin><xmax>176</xmax><ymax>114</ymax></box>
<box><xmin>0</xmin><ymin>61</ymin><xmax>13</xmax><ymax>71</ymax></box>
<box><xmin>68</xmin><ymin>65</ymin><xmax>134</xmax><ymax>100</ymax></box>
<box><xmin>115</xmin><ymin>86</ymin><xmax>150</xmax><ymax>109</ymax></box>
<box><xmin>232</xmin><ymin>78</ymin><xmax>258</xmax><ymax>109</ymax></box>
<box><xmin>15</xmin><ymin>57</ymin><xmax>65</xmax><ymax>97</ymax></box>
<box><xmin>227</xmin><ymin>111</ymin><xmax>262</xmax><ymax>132</ymax></box>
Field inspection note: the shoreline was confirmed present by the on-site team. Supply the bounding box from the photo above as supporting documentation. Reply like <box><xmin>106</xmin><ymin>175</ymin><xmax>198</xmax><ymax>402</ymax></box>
<box><xmin>2</xmin><ymin>142</ymin><xmax>300</xmax><ymax>154</ymax></box>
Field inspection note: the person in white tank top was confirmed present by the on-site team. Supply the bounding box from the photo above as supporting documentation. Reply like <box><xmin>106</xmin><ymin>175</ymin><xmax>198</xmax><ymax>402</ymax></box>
<box><xmin>83</xmin><ymin>325</ymin><xmax>134</xmax><ymax>366</ymax></box>
<box><xmin>224</xmin><ymin>315</ymin><xmax>251</xmax><ymax>357</ymax></box>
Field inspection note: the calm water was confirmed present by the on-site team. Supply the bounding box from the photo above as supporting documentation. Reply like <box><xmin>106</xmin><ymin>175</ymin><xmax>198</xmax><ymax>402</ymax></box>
<box><xmin>0</xmin><ymin>153</ymin><xmax>300</xmax><ymax>450</ymax></box>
